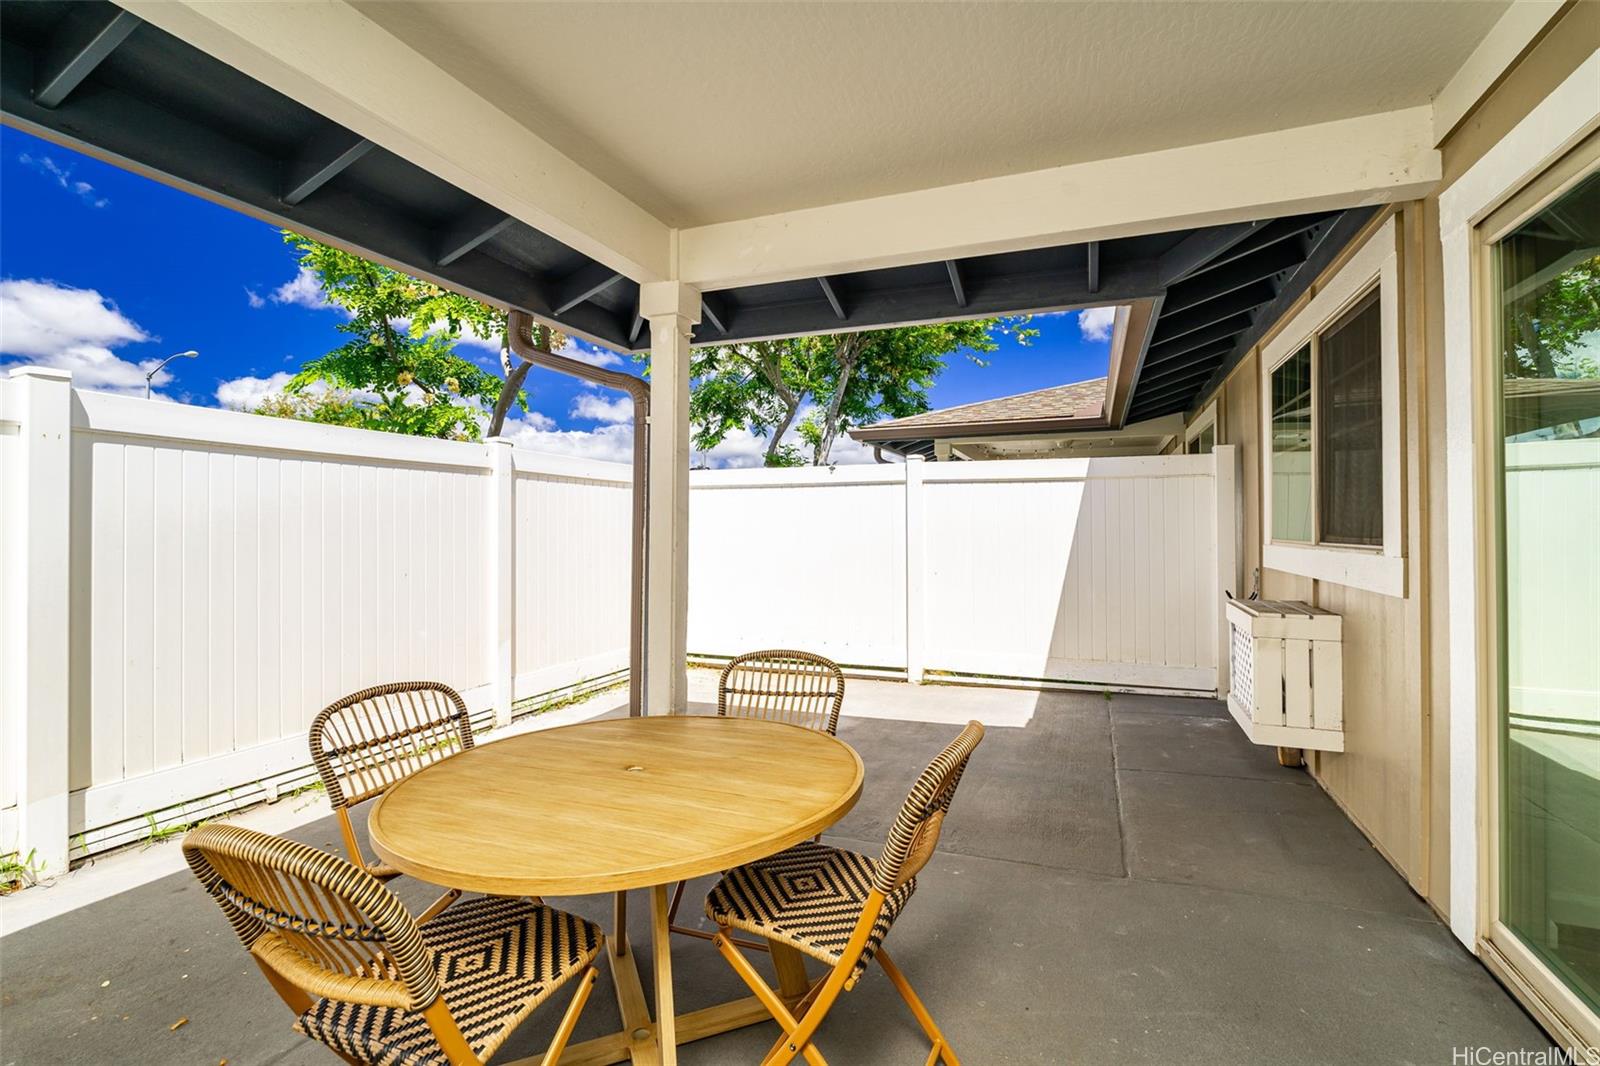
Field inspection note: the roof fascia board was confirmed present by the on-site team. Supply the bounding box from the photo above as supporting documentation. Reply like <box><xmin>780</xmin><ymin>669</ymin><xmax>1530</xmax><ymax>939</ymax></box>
<box><xmin>119</xmin><ymin>0</ymin><xmax>671</xmax><ymax>283</ymax></box>
<box><xmin>1431</xmin><ymin>0</ymin><xmax>1572</xmax><ymax>146</ymax></box>
<box><xmin>677</xmin><ymin>107</ymin><xmax>1440</xmax><ymax>290</ymax></box>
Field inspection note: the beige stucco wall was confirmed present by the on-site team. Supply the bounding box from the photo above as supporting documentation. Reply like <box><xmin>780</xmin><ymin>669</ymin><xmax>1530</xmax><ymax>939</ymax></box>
<box><xmin>1191</xmin><ymin>2</ymin><xmax>1596</xmax><ymax>919</ymax></box>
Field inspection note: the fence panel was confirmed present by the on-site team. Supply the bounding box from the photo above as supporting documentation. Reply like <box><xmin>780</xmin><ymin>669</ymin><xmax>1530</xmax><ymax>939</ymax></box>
<box><xmin>688</xmin><ymin>466</ymin><xmax>908</xmax><ymax>669</ymax></box>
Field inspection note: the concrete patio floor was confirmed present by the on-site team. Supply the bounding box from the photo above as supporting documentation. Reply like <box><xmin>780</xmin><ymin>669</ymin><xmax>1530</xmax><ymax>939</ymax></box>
<box><xmin>0</xmin><ymin>676</ymin><xmax>1551</xmax><ymax>1065</ymax></box>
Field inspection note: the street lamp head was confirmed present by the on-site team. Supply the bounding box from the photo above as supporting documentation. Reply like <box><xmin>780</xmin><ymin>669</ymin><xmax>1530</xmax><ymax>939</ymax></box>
<box><xmin>175</xmin><ymin>350</ymin><xmax>199</xmax><ymax>359</ymax></box>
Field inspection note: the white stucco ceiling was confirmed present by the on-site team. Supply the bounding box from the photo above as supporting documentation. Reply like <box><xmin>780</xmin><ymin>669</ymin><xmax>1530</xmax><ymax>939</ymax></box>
<box><xmin>353</xmin><ymin>0</ymin><xmax>1508</xmax><ymax>228</ymax></box>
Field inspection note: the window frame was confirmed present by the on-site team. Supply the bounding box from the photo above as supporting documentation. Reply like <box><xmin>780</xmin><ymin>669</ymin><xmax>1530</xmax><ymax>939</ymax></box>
<box><xmin>1185</xmin><ymin>399</ymin><xmax>1218</xmax><ymax>454</ymax></box>
<box><xmin>1258</xmin><ymin>215</ymin><xmax>1405</xmax><ymax>597</ymax></box>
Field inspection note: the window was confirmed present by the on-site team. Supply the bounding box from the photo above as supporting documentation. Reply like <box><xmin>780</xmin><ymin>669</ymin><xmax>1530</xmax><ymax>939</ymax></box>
<box><xmin>1260</xmin><ymin>216</ymin><xmax>1404</xmax><ymax>596</ymax></box>
<box><xmin>1269</xmin><ymin>345</ymin><xmax>1313</xmax><ymax>540</ymax></box>
<box><xmin>1185</xmin><ymin>401</ymin><xmax>1217</xmax><ymax>455</ymax></box>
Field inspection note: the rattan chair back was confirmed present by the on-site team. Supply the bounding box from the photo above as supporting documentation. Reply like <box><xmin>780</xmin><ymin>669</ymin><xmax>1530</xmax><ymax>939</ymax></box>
<box><xmin>874</xmin><ymin>720</ymin><xmax>985</xmax><ymax>893</ymax></box>
<box><xmin>184</xmin><ymin>822</ymin><xmax>439</xmax><ymax>1012</ymax></box>
<box><xmin>310</xmin><ymin>681</ymin><xmax>474</xmax><ymax>810</ymax></box>
<box><xmin>717</xmin><ymin>650</ymin><xmax>845</xmax><ymax>735</ymax></box>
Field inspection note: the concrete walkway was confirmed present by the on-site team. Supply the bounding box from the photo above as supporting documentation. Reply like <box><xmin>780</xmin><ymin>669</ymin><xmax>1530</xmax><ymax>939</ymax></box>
<box><xmin>0</xmin><ymin>678</ymin><xmax>1548</xmax><ymax>1064</ymax></box>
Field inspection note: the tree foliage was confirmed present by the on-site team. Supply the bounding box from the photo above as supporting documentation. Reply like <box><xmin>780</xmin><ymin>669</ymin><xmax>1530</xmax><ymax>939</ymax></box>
<box><xmin>260</xmin><ymin>233</ymin><xmax>561</xmax><ymax>439</ymax></box>
<box><xmin>1502</xmin><ymin>253</ymin><xmax>1600</xmax><ymax>380</ymax></box>
<box><xmin>688</xmin><ymin>319</ymin><xmax>1036</xmax><ymax>465</ymax></box>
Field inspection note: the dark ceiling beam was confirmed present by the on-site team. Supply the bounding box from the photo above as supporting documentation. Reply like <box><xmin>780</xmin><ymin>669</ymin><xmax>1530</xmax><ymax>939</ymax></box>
<box><xmin>1131</xmin><ymin>375</ymin><xmax>1220</xmax><ymax>413</ymax></box>
<box><xmin>549</xmin><ymin>260</ymin><xmax>624</xmax><ymax>314</ymax></box>
<box><xmin>1187</xmin><ymin>213</ymin><xmax>1328</xmax><ymax>278</ymax></box>
<box><xmin>1162</xmin><ymin>240</ymin><xmax>1304</xmax><ymax>315</ymax></box>
<box><xmin>1157</xmin><ymin>220</ymin><xmax>1266</xmax><ymax>286</ymax></box>
<box><xmin>1139</xmin><ymin>364</ymin><xmax>1222</xmax><ymax>406</ymax></box>
<box><xmin>33</xmin><ymin>5</ymin><xmax>140</xmax><ymax>109</ymax></box>
<box><xmin>701</xmin><ymin>293</ymin><xmax>731</xmax><ymax>335</ymax></box>
<box><xmin>1150</xmin><ymin>282</ymin><xmax>1276</xmax><ymax>346</ymax></box>
<box><xmin>1143</xmin><ymin>312</ymin><xmax>1256</xmax><ymax>366</ymax></box>
<box><xmin>686</xmin><ymin>258</ymin><xmax>1164</xmax><ymax>348</ymax></box>
<box><xmin>1087</xmin><ymin>242</ymin><xmax>1101</xmax><ymax>293</ymax></box>
<box><xmin>817</xmin><ymin>276</ymin><xmax>847</xmax><ymax>320</ymax></box>
<box><xmin>1189</xmin><ymin>207</ymin><xmax>1378</xmax><ymax>411</ymax></box>
<box><xmin>0</xmin><ymin>59</ymin><xmax>637</xmax><ymax>350</ymax></box>
<box><xmin>282</xmin><ymin>127</ymin><xmax>373</xmax><ymax>205</ymax></box>
<box><xmin>628</xmin><ymin>314</ymin><xmax>645</xmax><ymax>345</ymax></box>
<box><xmin>1137</xmin><ymin>338</ymin><xmax>1236</xmax><ymax>382</ymax></box>
<box><xmin>945</xmin><ymin>261</ymin><xmax>968</xmax><ymax>308</ymax></box>
<box><xmin>1138</xmin><ymin>353</ymin><xmax>1231</xmax><ymax>392</ymax></box>
<box><xmin>436</xmin><ymin>208</ymin><xmax>514</xmax><ymax>267</ymax></box>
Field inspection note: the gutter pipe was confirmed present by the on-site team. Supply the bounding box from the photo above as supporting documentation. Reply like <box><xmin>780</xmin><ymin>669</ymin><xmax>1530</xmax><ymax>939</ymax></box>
<box><xmin>507</xmin><ymin>310</ymin><xmax>648</xmax><ymax>716</ymax></box>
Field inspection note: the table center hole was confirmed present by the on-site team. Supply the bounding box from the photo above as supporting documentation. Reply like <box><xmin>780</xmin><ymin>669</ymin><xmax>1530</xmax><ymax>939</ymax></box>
<box><xmin>624</xmin><ymin>764</ymin><xmax>645</xmax><ymax>773</ymax></box>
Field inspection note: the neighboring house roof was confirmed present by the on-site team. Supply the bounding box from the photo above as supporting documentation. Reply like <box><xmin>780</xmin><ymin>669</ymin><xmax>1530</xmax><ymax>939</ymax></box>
<box><xmin>862</xmin><ymin>377</ymin><xmax>1109</xmax><ymax>435</ymax></box>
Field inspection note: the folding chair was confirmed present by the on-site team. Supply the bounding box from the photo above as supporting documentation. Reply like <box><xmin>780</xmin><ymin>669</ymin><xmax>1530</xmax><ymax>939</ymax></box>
<box><xmin>184</xmin><ymin>823</ymin><xmax>602</xmax><ymax>1066</ymax></box>
<box><xmin>706</xmin><ymin>720</ymin><xmax>985</xmax><ymax>1065</ymax></box>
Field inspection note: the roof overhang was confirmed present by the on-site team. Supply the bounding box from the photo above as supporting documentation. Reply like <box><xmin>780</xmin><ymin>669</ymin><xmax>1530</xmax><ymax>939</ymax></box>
<box><xmin>3</xmin><ymin>0</ymin><xmax>1464</xmax><ymax>415</ymax></box>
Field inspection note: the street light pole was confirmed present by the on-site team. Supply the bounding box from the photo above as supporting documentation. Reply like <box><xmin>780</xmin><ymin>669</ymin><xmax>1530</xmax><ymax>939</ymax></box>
<box><xmin>145</xmin><ymin>350</ymin><xmax>199</xmax><ymax>399</ymax></box>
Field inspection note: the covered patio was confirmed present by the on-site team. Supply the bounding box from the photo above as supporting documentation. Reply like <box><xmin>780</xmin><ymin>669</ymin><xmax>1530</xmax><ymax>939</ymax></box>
<box><xmin>0</xmin><ymin>676</ymin><xmax>1545</xmax><ymax>1064</ymax></box>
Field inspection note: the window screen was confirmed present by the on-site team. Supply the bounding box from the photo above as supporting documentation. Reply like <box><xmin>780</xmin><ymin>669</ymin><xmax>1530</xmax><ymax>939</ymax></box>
<box><xmin>1317</xmin><ymin>291</ymin><xmax>1383</xmax><ymax>546</ymax></box>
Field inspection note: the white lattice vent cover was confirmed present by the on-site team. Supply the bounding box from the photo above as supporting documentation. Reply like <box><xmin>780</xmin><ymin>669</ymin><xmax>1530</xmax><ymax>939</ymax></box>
<box><xmin>1223</xmin><ymin>598</ymin><xmax>1344</xmax><ymax>752</ymax></box>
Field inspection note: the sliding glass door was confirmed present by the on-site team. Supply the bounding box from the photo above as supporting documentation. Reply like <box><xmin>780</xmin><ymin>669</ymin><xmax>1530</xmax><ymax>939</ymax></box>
<box><xmin>1491</xmin><ymin>153</ymin><xmax>1600</xmax><ymax>1026</ymax></box>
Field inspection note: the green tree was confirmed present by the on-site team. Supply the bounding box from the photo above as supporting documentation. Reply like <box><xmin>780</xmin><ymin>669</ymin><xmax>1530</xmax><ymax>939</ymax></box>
<box><xmin>689</xmin><ymin>319</ymin><xmax>1035</xmax><ymax>466</ymax></box>
<box><xmin>260</xmin><ymin>233</ymin><xmax>562</xmax><ymax>439</ymax></box>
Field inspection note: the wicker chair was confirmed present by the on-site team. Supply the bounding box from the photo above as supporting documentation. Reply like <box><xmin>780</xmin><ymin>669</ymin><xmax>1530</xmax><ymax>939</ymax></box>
<box><xmin>309</xmin><ymin>681</ymin><xmax>477</xmax><ymax>922</ymax></box>
<box><xmin>667</xmin><ymin>650</ymin><xmax>847</xmax><ymax>945</ymax></box>
<box><xmin>184</xmin><ymin>823</ymin><xmax>602</xmax><ymax>1066</ymax></box>
<box><xmin>705</xmin><ymin>720</ymin><xmax>985</xmax><ymax>1066</ymax></box>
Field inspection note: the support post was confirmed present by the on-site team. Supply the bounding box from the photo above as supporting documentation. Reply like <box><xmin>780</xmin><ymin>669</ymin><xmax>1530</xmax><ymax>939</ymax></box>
<box><xmin>640</xmin><ymin>281</ymin><xmax>701</xmax><ymax>715</ymax></box>
<box><xmin>486</xmin><ymin>437</ymin><xmax>516</xmax><ymax>727</ymax></box>
<box><xmin>1213</xmin><ymin>445</ymin><xmax>1240</xmax><ymax>700</ymax></box>
<box><xmin>2</xmin><ymin>367</ymin><xmax>74</xmax><ymax>877</ymax></box>
<box><xmin>904</xmin><ymin>455</ymin><xmax>927</xmax><ymax>684</ymax></box>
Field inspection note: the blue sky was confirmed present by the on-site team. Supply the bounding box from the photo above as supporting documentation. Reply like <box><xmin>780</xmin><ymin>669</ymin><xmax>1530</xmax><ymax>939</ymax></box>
<box><xmin>0</xmin><ymin>126</ymin><xmax>1111</xmax><ymax>465</ymax></box>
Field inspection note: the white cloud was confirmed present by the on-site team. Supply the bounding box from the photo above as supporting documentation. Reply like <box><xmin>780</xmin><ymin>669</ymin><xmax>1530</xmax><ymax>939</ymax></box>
<box><xmin>499</xmin><ymin>415</ymin><xmax>637</xmax><ymax>464</ymax></box>
<box><xmin>18</xmin><ymin>152</ymin><xmax>109</xmax><ymax>208</ymax></box>
<box><xmin>215</xmin><ymin>371</ymin><xmax>294</xmax><ymax>410</ymax></box>
<box><xmin>1077</xmin><ymin>306</ymin><xmax>1117</xmax><ymax>342</ymax></box>
<box><xmin>0</xmin><ymin>279</ymin><xmax>167</xmax><ymax>394</ymax></box>
<box><xmin>270</xmin><ymin>268</ymin><xmax>332</xmax><ymax>310</ymax></box>
<box><xmin>571</xmin><ymin>390</ymin><xmax>633</xmax><ymax>424</ymax></box>
<box><xmin>556</xmin><ymin>336</ymin><xmax>624</xmax><ymax>368</ymax></box>
<box><xmin>245</xmin><ymin>288</ymin><xmax>266</xmax><ymax>309</ymax></box>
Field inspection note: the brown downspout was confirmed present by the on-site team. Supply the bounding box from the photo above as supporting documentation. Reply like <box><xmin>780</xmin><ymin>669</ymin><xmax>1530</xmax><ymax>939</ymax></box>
<box><xmin>507</xmin><ymin>311</ymin><xmax>648</xmax><ymax>717</ymax></box>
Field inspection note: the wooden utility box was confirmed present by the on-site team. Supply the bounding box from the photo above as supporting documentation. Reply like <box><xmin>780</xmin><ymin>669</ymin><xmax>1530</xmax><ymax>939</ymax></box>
<box><xmin>1225</xmin><ymin>599</ymin><xmax>1344</xmax><ymax>752</ymax></box>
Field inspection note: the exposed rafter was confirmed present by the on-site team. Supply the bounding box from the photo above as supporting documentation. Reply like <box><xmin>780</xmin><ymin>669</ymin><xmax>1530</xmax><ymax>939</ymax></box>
<box><xmin>436</xmin><ymin>207</ymin><xmax>514</xmax><ymax>267</ymax></box>
<box><xmin>551</xmin><ymin>261</ymin><xmax>624</xmax><ymax>315</ymax></box>
<box><xmin>282</xmin><ymin>128</ymin><xmax>372</xmax><ymax>205</ymax></box>
<box><xmin>817</xmin><ymin>276</ymin><xmax>847</xmax><ymax>320</ymax></box>
<box><xmin>1151</xmin><ymin>284</ymin><xmax>1276</xmax><ymax>346</ymax></box>
<box><xmin>33</xmin><ymin>6</ymin><xmax>141</xmax><ymax>109</ymax></box>
<box><xmin>701</xmin><ymin>293</ymin><xmax>731</xmax><ymax>335</ymax></box>
<box><xmin>1087</xmin><ymin>241</ymin><xmax>1101</xmax><ymax>293</ymax></box>
<box><xmin>1157</xmin><ymin>220</ymin><xmax>1266</xmax><ymax>286</ymax></box>
<box><xmin>628</xmin><ymin>310</ymin><xmax>646</xmax><ymax>345</ymax></box>
<box><xmin>1162</xmin><ymin>241</ymin><xmax>1303</xmax><ymax>315</ymax></box>
<box><xmin>945</xmin><ymin>260</ymin><xmax>968</xmax><ymax>308</ymax></box>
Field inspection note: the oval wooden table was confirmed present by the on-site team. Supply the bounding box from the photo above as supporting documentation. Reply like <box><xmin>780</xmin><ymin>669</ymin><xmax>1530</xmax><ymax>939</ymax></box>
<box><xmin>368</xmin><ymin>715</ymin><xmax>864</xmax><ymax>1066</ymax></box>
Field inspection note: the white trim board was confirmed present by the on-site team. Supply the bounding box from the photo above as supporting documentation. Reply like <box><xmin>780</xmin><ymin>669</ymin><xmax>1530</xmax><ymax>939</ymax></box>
<box><xmin>1439</xmin><ymin>47</ymin><xmax>1600</xmax><ymax>951</ymax></box>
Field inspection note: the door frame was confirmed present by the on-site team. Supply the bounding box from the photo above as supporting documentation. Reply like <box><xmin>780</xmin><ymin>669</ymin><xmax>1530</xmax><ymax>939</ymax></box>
<box><xmin>1440</xmin><ymin>49</ymin><xmax>1600</xmax><ymax>1050</ymax></box>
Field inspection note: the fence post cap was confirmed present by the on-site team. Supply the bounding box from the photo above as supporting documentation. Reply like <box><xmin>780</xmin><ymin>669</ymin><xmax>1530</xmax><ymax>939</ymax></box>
<box><xmin>8</xmin><ymin>365</ymin><xmax>73</xmax><ymax>382</ymax></box>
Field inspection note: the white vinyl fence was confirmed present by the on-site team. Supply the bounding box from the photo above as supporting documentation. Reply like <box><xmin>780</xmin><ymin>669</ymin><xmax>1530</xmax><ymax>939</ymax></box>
<box><xmin>1</xmin><ymin>365</ymin><xmax>1242</xmax><ymax>874</ymax></box>
<box><xmin>690</xmin><ymin>452</ymin><xmax>1238</xmax><ymax>693</ymax></box>
<box><xmin>1</xmin><ymin>368</ymin><xmax>632</xmax><ymax>868</ymax></box>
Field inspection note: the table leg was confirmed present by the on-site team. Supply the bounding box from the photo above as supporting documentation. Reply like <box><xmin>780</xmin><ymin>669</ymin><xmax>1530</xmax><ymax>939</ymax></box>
<box><xmin>651</xmin><ymin>883</ymin><xmax>677</xmax><ymax>1066</ymax></box>
<box><xmin>769</xmin><ymin>941</ymin><xmax>811</xmax><ymax>1009</ymax></box>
